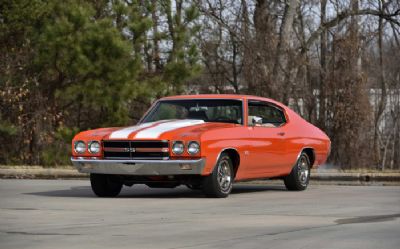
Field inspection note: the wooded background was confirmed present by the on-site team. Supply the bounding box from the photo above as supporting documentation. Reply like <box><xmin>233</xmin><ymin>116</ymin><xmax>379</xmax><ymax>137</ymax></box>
<box><xmin>1</xmin><ymin>0</ymin><xmax>399</xmax><ymax>169</ymax></box>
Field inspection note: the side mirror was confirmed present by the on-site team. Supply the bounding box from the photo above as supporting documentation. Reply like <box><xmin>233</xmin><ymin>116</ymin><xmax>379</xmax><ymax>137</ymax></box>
<box><xmin>252</xmin><ymin>116</ymin><xmax>263</xmax><ymax>126</ymax></box>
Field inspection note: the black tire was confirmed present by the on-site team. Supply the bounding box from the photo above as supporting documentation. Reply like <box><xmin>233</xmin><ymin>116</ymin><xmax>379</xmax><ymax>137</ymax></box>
<box><xmin>90</xmin><ymin>173</ymin><xmax>123</xmax><ymax>197</ymax></box>
<box><xmin>284</xmin><ymin>152</ymin><xmax>311</xmax><ymax>191</ymax></box>
<box><xmin>202</xmin><ymin>153</ymin><xmax>234</xmax><ymax>198</ymax></box>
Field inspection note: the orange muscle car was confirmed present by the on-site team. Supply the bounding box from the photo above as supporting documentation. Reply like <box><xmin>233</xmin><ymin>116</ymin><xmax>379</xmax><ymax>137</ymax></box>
<box><xmin>71</xmin><ymin>94</ymin><xmax>331</xmax><ymax>198</ymax></box>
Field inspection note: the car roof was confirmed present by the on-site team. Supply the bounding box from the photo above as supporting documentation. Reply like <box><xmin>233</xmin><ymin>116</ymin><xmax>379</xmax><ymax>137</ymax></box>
<box><xmin>160</xmin><ymin>94</ymin><xmax>285</xmax><ymax>107</ymax></box>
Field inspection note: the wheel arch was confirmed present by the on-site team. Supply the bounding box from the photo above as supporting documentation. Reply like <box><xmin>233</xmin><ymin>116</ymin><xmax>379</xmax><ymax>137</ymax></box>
<box><xmin>300</xmin><ymin>147</ymin><xmax>316</xmax><ymax>168</ymax></box>
<box><xmin>217</xmin><ymin>148</ymin><xmax>240</xmax><ymax>178</ymax></box>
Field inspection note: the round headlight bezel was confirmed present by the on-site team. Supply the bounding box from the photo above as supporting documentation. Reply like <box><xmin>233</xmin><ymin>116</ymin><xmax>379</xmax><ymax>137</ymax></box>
<box><xmin>88</xmin><ymin>141</ymin><xmax>101</xmax><ymax>154</ymax></box>
<box><xmin>187</xmin><ymin>141</ymin><xmax>200</xmax><ymax>155</ymax></box>
<box><xmin>172</xmin><ymin>141</ymin><xmax>184</xmax><ymax>155</ymax></box>
<box><xmin>74</xmin><ymin>141</ymin><xmax>86</xmax><ymax>154</ymax></box>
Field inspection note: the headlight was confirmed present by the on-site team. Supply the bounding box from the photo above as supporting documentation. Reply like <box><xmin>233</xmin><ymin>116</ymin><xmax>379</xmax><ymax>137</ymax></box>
<box><xmin>74</xmin><ymin>141</ymin><xmax>86</xmax><ymax>154</ymax></box>
<box><xmin>88</xmin><ymin>141</ymin><xmax>101</xmax><ymax>154</ymax></box>
<box><xmin>187</xmin><ymin>141</ymin><xmax>200</xmax><ymax>155</ymax></box>
<box><xmin>172</xmin><ymin>141</ymin><xmax>184</xmax><ymax>155</ymax></box>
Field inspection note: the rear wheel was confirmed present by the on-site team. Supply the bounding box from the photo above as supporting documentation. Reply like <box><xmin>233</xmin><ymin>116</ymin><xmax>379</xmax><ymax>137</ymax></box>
<box><xmin>284</xmin><ymin>152</ymin><xmax>311</xmax><ymax>191</ymax></box>
<box><xmin>202</xmin><ymin>153</ymin><xmax>233</xmax><ymax>198</ymax></box>
<box><xmin>90</xmin><ymin>174</ymin><xmax>123</xmax><ymax>197</ymax></box>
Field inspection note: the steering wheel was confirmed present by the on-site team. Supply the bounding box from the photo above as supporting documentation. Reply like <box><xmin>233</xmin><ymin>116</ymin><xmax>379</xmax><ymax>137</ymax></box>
<box><xmin>215</xmin><ymin>116</ymin><xmax>231</xmax><ymax>121</ymax></box>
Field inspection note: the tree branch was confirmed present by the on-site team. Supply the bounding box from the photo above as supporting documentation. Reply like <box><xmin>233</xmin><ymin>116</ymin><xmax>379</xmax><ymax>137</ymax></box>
<box><xmin>301</xmin><ymin>8</ymin><xmax>400</xmax><ymax>53</ymax></box>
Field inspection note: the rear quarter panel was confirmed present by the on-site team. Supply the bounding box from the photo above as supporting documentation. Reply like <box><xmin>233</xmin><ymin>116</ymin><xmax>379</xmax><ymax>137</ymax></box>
<box><xmin>283</xmin><ymin>108</ymin><xmax>330</xmax><ymax>169</ymax></box>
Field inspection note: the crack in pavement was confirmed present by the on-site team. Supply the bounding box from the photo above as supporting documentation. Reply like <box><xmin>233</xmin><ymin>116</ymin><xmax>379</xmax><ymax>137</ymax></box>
<box><xmin>335</xmin><ymin>213</ymin><xmax>400</xmax><ymax>224</ymax></box>
<box><xmin>165</xmin><ymin>224</ymin><xmax>337</xmax><ymax>249</ymax></box>
<box><xmin>4</xmin><ymin>231</ymin><xmax>82</xmax><ymax>236</ymax></box>
<box><xmin>165</xmin><ymin>213</ymin><xmax>400</xmax><ymax>249</ymax></box>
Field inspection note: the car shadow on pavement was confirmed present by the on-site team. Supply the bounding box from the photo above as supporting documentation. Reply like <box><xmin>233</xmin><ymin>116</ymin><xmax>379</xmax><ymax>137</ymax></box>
<box><xmin>25</xmin><ymin>184</ymin><xmax>286</xmax><ymax>198</ymax></box>
<box><xmin>25</xmin><ymin>186</ymin><xmax>95</xmax><ymax>198</ymax></box>
<box><xmin>232</xmin><ymin>184</ymin><xmax>286</xmax><ymax>194</ymax></box>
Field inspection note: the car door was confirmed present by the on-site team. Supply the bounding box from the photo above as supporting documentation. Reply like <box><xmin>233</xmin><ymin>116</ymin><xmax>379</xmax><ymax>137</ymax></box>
<box><xmin>247</xmin><ymin>100</ymin><xmax>288</xmax><ymax>177</ymax></box>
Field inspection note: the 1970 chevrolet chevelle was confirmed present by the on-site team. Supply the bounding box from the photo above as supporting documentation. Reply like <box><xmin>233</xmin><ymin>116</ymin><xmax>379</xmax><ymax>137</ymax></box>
<box><xmin>71</xmin><ymin>94</ymin><xmax>330</xmax><ymax>198</ymax></box>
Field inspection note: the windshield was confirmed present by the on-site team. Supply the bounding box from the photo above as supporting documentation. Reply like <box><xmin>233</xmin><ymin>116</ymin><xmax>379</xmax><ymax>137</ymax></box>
<box><xmin>142</xmin><ymin>99</ymin><xmax>243</xmax><ymax>124</ymax></box>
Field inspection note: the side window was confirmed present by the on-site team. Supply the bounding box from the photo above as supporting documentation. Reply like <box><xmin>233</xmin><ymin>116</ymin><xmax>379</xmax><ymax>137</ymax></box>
<box><xmin>248</xmin><ymin>100</ymin><xmax>286</xmax><ymax>127</ymax></box>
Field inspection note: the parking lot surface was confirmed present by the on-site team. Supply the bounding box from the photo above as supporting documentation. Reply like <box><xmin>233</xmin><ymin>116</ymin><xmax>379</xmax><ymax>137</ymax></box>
<box><xmin>0</xmin><ymin>179</ymin><xmax>399</xmax><ymax>249</ymax></box>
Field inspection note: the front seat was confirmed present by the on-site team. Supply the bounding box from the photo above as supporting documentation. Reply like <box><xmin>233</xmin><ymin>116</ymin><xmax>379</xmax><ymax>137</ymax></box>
<box><xmin>187</xmin><ymin>111</ymin><xmax>208</xmax><ymax>121</ymax></box>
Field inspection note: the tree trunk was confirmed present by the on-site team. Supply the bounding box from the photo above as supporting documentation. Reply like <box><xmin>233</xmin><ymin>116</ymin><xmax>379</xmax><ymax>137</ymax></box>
<box><xmin>151</xmin><ymin>0</ymin><xmax>161</xmax><ymax>71</ymax></box>
<box><xmin>318</xmin><ymin>0</ymin><xmax>327</xmax><ymax>128</ymax></box>
<box><xmin>272</xmin><ymin>0</ymin><xmax>299</xmax><ymax>101</ymax></box>
<box><xmin>374</xmin><ymin>0</ymin><xmax>387</xmax><ymax>169</ymax></box>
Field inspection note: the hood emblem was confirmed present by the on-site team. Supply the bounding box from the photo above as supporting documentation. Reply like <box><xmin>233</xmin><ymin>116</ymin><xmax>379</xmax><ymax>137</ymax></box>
<box><xmin>124</xmin><ymin>148</ymin><xmax>136</xmax><ymax>152</ymax></box>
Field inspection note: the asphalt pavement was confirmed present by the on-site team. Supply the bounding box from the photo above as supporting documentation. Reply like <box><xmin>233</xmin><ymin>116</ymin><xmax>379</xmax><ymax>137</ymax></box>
<box><xmin>0</xmin><ymin>179</ymin><xmax>399</xmax><ymax>249</ymax></box>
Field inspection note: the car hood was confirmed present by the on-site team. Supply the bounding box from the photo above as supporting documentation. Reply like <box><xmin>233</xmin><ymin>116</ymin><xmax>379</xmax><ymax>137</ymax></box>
<box><xmin>74</xmin><ymin>120</ymin><xmax>238</xmax><ymax>141</ymax></box>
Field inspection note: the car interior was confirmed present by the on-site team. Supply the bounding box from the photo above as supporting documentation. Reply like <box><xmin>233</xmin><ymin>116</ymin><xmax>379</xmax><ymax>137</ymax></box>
<box><xmin>248</xmin><ymin>100</ymin><xmax>286</xmax><ymax>127</ymax></box>
<box><xmin>144</xmin><ymin>99</ymin><xmax>244</xmax><ymax>124</ymax></box>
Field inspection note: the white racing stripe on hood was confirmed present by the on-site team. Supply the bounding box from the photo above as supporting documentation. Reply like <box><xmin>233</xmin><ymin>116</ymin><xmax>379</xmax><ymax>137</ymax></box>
<box><xmin>109</xmin><ymin>122</ymin><xmax>156</xmax><ymax>139</ymax></box>
<box><xmin>134</xmin><ymin>119</ymin><xmax>204</xmax><ymax>139</ymax></box>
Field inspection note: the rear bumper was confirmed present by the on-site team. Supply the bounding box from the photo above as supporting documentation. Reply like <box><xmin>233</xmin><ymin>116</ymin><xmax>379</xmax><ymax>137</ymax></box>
<box><xmin>71</xmin><ymin>158</ymin><xmax>206</xmax><ymax>175</ymax></box>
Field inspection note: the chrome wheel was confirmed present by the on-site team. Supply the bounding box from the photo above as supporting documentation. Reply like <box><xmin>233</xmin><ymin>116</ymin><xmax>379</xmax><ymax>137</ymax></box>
<box><xmin>217</xmin><ymin>157</ymin><xmax>232</xmax><ymax>193</ymax></box>
<box><xmin>203</xmin><ymin>153</ymin><xmax>234</xmax><ymax>198</ymax></box>
<box><xmin>284</xmin><ymin>152</ymin><xmax>311</xmax><ymax>191</ymax></box>
<box><xmin>297</xmin><ymin>156</ymin><xmax>310</xmax><ymax>186</ymax></box>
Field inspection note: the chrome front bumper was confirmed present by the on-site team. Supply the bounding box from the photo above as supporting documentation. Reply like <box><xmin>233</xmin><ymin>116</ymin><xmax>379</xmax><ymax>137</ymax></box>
<box><xmin>71</xmin><ymin>158</ymin><xmax>206</xmax><ymax>175</ymax></box>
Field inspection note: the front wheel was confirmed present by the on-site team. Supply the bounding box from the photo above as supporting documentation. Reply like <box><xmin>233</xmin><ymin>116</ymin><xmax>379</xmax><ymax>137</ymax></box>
<box><xmin>90</xmin><ymin>174</ymin><xmax>123</xmax><ymax>197</ymax></box>
<box><xmin>284</xmin><ymin>152</ymin><xmax>311</xmax><ymax>191</ymax></box>
<box><xmin>202</xmin><ymin>153</ymin><xmax>234</xmax><ymax>198</ymax></box>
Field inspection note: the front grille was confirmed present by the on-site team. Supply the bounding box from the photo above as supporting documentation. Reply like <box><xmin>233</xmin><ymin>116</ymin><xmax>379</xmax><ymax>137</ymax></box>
<box><xmin>103</xmin><ymin>140</ymin><xmax>169</xmax><ymax>160</ymax></box>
